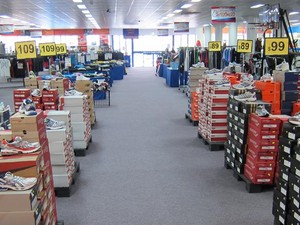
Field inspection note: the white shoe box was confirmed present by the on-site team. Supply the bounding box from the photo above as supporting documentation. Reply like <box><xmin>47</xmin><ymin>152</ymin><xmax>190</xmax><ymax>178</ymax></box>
<box><xmin>53</xmin><ymin>174</ymin><xmax>72</xmax><ymax>187</ymax></box>
<box><xmin>59</xmin><ymin>95</ymin><xmax>87</xmax><ymax>106</ymax></box>
<box><xmin>72</xmin><ymin>122</ymin><xmax>87</xmax><ymax>132</ymax></box>
<box><xmin>46</xmin><ymin>129</ymin><xmax>67</xmax><ymax>142</ymax></box>
<box><xmin>71</xmin><ymin>114</ymin><xmax>87</xmax><ymax>122</ymax></box>
<box><xmin>52</xmin><ymin>165</ymin><xmax>73</xmax><ymax>175</ymax></box>
<box><xmin>49</xmin><ymin>141</ymin><xmax>68</xmax><ymax>154</ymax></box>
<box><xmin>50</xmin><ymin>153</ymin><xmax>69</xmax><ymax>165</ymax></box>
<box><xmin>73</xmin><ymin>131</ymin><xmax>86</xmax><ymax>141</ymax></box>
<box><xmin>73</xmin><ymin>140</ymin><xmax>87</xmax><ymax>149</ymax></box>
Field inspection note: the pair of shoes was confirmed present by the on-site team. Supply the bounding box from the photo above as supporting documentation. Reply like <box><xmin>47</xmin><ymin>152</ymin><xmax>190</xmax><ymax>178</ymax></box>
<box><xmin>31</xmin><ymin>89</ymin><xmax>41</xmax><ymax>97</ymax></box>
<box><xmin>0</xmin><ymin>136</ymin><xmax>40</xmax><ymax>156</ymax></box>
<box><xmin>232</xmin><ymin>81</ymin><xmax>255</xmax><ymax>90</ymax></box>
<box><xmin>255</xmin><ymin>105</ymin><xmax>269</xmax><ymax>117</ymax></box>
<box><xmin>0</xmin><ymin>102</ymin><xmax>10</xmax><ymax>112</ymax></box>
<box><xmin>19</xmin><ymin>99</ymin><xmax>37</xmax><ymax>116</ymax></box>
<box><xmin>65</xmin><ymin>89</ymin><xmax>83</xmax><ymax>96</ymax></box>
<box><xmin>28</xmin><ymin>71</ymin><xmax>36</xmax><ymax>78</ymax></box>
<box><xmin>76</xmin><ymin>74</ymin><xmax>90</xmax><ymax>81</ymax></box>
<box><xmin>260</xmin><ymin>73</ymin><xmax>272</xmax><ymax>82</ymax></box>
<box><xmin>0</xmin><ymin>172</ymin><xmax>37</xmax><ymax>191</ymax></box>
<box><xmin>45</xmin><ymin>118</ymin><xmax>66</xmax><ymax>130</ymax></box>
<box><xmin>289</xmin><ymin>112</ymin><xmax>300</xmax><ymax>125</ymax></box>
<box><xmin>214</xmin><ymin>79</ymin><xmax>231</xmax><ymax>87</ymax></box>
<box><xmin>234</xmin><ymin>92</ymin><xmax>257</xmax><ymax>102</ymax></box>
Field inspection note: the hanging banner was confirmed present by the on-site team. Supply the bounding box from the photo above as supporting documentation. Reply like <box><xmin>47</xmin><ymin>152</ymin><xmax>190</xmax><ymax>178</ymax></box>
<box><xmin>30</xmin><ymin>31</ymin><xmax>42</xmax><ymax>38</ymax></box>
<box><xmin>174</xmin><ymin>22</ymin><xmax>189</xmax><ymax>33</ymax></box>
<box><xmin>78</xmin><ymin>35</ymin><xmax>87</xmax><ymax>52</ymax></box>
<box><xmin>211</xmin><ymin>6</ymin><xmax>236</xmax><ymax>23</ymax></box>
<box><xmin>123</xmin><ymin>29</ymin><xmax>139</xmax><ymax>39</ymax></box>
<box><xmin>0</xmin><ymin>24</ymin><xmax>14</xmax><ymax>34</ymax></box>
<box><xmin>157</xmin><ymin>29</ymin><xmax>169</xmax><ymax>36</ymax></box>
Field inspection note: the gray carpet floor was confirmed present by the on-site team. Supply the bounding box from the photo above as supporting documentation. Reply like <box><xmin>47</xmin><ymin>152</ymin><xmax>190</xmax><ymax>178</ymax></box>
<box><xmin>0</xmin><ymin>68</ymin><xmax>274</xmax><ymax>225</ymax></box>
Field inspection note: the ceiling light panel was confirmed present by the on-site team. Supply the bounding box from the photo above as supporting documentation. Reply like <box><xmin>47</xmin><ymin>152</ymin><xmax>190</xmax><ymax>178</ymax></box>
<box><xmin>289</xmin><ymin>12</ymin><xmax>299</xmax><ymax>15</ymax></box>
<box><xmin>174</xmin><ymin>9</ymin><xmax>182</xmax><ymax>13</ymax></box>
<box><xmin>82</xmin><ymin>10</ymin><xmax>90</xmax><ymax>14</ymax></box>
<box><xmin>191</xmin><ymin>0</ymin><xmax>201</xmax><ymax>2</ymax></box>
<box><xmin>181</xmin><ymin>4</ymin><xmax>193</xmax><ymax>9</ymax></box>
<box><xmin>73</xmin><ymin>0</ymin><xmax>82</xmax><ymax>2</ymax></box>
<box><xmin>250</xmin><ymin>4</ymin><xmax>264</xmax><ymax>9</ymax></box>
<box><xmin>77</xmin><ymin>5</ymin><xmax>87</xmax><ymax>9</ymax></box>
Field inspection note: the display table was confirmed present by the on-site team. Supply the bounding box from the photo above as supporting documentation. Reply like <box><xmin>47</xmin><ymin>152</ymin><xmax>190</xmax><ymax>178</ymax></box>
<box><xmin>162</xmin><ymin>64</ymin><xmax>169</xmax><ymax>79</ymax></box>
<box><xmin>110</xmin><ymin>65</ymin><xmax>124</xmax><ymax>80</ymax></box>
<box><xmin>166</xmin><ymin>68</ymin><xmax>179</xmax><ymax>87</ymax></box>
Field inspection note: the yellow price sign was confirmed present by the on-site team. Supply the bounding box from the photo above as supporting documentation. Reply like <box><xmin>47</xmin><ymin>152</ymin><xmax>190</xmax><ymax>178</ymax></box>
<box><xmin>265</xmin><ymin>38</ymin><xmax>289</xmax><ymax>56</ymax></box>
<box><xmin>15</xmin><ymin>41</ymin><xmax>37</xmax><ymax>59</ymax></box>
<box><xmin>237</xmin><ymin>40</ymin><xmax>253</xmax><ymax>53</ymax></box>
<box><xmin>39</xmin><ymin>42</ymin><xmax>56</xmax><ymax>56</ymax></box>
<box><xmin>208</xmin><ymin>41</ymin><xmax>221</xmax><ymax>52</ymax></box>
<box><xmin>56</xmin><ymin>44</ymin><xmax>67</xmax><ymax>54</ymax></box>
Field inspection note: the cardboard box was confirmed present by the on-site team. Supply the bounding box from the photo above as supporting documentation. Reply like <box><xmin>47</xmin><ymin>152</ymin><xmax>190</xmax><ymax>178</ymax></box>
<box><xmin>50</xmin><ymin>78</ymin><xmax>69</xmax><ymax>89</ymax></box>
<box><xmin>13</xmin><ymin>89</ymin><xmax>31</xmax><ymax>98</ymax></box>
<box><xmin>12</xmin><ymin>126</ymin><xmax>47</xmax><ymax>144</ymax></box>
<box><xmin>0</xmin><ymin>186</ymin><xmax>37</xmax><ymax>212</ymax></box>
<box><xmin>246</xmin><ymin>154</ymin><xmax>275</xmax><ymax>174</ymax></box>
<box><xmin>59</xmin><ymin>95</ymin><xmax>87</xmax><ymax>106</ymax></box>
<box><xmin>73</xmin><ymin>140</ymin><xmax>87</xmax><ymax>149</ymax></box>
<box><xmin>48</xmin><ymin>141</ymin><xmax>68</xmax><ymax>154</ymax></box>
<box><xmin>0</xmin><ymin>130</ymin><xmax>13</xmax><ymax>141</ymax></box>
<box><xmin>0</xmin><ymin>202</ymin><xmax>42</xmax><ymax>225</ymax></box>
<box><xmin>10</xmin><ymin>112</ymin><xmax>44</xmax><ymax>128</ymax></box>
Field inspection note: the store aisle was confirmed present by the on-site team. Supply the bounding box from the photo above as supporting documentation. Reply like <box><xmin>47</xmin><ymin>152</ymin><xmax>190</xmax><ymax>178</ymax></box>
<box><xmin>56</xmin><ymin>67</ymin><xmax>273</xmax><ymax>225</ymax></box>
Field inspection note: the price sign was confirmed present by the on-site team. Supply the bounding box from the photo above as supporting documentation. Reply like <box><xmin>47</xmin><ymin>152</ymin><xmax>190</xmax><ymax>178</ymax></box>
<box><xmin>265</xmin><ymin>38</ymin><xmax>289</xmax><ymax>55</ymax></box>
<box><xmin>56</xmin><ymin>44</ymin><xmax>67</xmax><ymax>54</ymax></box>
<box><xmin>208</xmin><ymin>41</ymin><xmax>221</xmax><ymax>52</ymax></box>
<box><xmin>237</xmin><ymin>40</ymin><xmax>253</xmax><ymax>53</ymax></box>
<box><xmin>15</xmin><ymin>41</ymin><xmax>37</xmax><ymax>59</ymax></box>
<box><xmin>39</xmin><ymin>42</ymin><xmax>56</xmax><ymax>56</ymax></box>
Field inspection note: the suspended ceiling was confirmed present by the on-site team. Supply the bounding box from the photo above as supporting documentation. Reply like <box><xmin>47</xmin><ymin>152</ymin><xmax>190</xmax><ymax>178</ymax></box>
<box><xmin>0</xmin><ymin>0</ymin><xmax>299</xmax><ymax>30</ymax></box>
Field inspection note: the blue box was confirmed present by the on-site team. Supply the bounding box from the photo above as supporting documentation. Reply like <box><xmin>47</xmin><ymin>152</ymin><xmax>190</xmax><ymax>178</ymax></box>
<box><xmin>166</xmin><ymin>68</ymin><xmax>179</xmax><ymax>87</ymax></box>
<box><xmin>93</xmin><ymin>91</ymin><xmax>106</xmax><ymax>100</ymax></box>
<box><xmin>281</xmin><ymin>109</ymin><xmax>292</xmax><ymax>115</ymax></box>
<box><xmin>281</xmin><ymin>101</ymin><xmax>295</xmax><ymax>110</ymax></box>
<box><xmin>281</xmin><ymin>91</ymin><xmax>299</xmax><ymax>101</ymax></box>
<box><xmin>281</xmin><ymin>82</ymin><xmax>298</xmax><ymax>91</ymax></box>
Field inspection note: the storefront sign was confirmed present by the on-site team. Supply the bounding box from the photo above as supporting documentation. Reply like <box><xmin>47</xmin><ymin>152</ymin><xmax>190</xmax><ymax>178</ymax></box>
<box><xmin>30</xmin><ymin>31</ymin><xmax>42</xmax><ymax>38</ymax></box>
<box><xmin>237</xmin><ymin>40</ymin><xmax>253</xmax><ymax>53</ymax></box>
<box><xmin>211</xmin><ymin>6</ymin><xmax>236</xmax><ymax>23</ymax></box>
<box><xmin>15</xmin><ymin>41</ymin><xmax>37</xmax><ymax>59</ymax></box>
<box><xmin>0</xmin><ymin>24</ymin><xmax>14</xmax><ymax>34</ymax></box>
<box><xmin>264</xmin><ymin>38</ymin><xmax>289</xmax><ymax>55</ymax></box>
<box><xmin>157</xmin><ymin>29</ymin><xmax>169</xmax><ymax>36</ymax></box>
<box><xmin>208</xmin><ymin>41</ymin><xmax>221</xmax><ymax>52</ymax></box>
<box><xmin>39</xmin><ymin>42</ymin><xmax>57</xmax><ymax>56</ymax></box>
<box><xmin>174</xmin><ymin>22</ymin><xmax>189</xmax><ymax>33</ymax></box>
<box><xmin>123</xmin><ymin>29</ymin><xmax>139</xmax><ymax>39</ymax></box>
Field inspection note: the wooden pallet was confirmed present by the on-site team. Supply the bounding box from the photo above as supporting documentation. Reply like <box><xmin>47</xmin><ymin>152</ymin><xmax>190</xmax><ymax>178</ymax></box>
<box><xmin>198</xmin><ymin>132</ymin><xmax>225</xmax><ymax>151</ymax></box>
<box><xmin>185</xmin><ymin>113</ymin><xmax>198</xmax><ymax>126</ymax></box>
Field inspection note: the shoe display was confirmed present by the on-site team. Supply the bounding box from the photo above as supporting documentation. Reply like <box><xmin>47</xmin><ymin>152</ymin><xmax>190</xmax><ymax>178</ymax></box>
<box><xmin>18</xmin><ymin>98</ymin><xmax>37</xmax><ymax>116</ymax></box>
<box><xmin>214</xmin><ymin>79</ymin><xmax>231</xmax><ymax>87</ymax></box>
<box><xmin>42</xmin><ymin>83</ymin><xmax>50</xmax><ymax>91</ymax></box>
<box><xmin>260</xmin><ymin>73</ymin><xmax>272</xmax><ymax>82</ymax></box>
<box><xmin>31</xmin><ymin>89</ymin><xmax>41</xmax><ymax>97</ymax></box>
<box><xmin>0</xmin><ymin>172</ymin><xmax>37</xmax><ymax>191</ymax></box>
<box><xmin>76</xmin><ymin>74</ymin><xmax>90</xmax><ymax>81</ymax></box>
<box><xmin>255</xmin><ymin>105</ymin><xmax>270</xmax><ymax>117</ymax></box>
<box><xmin>28</xmin><ymin>71</ymin><xmax>36</xmax><ymax>78</ymax></box>
<box><xmin>234</xmin><ymin>92</ymin><xmax>257</xmax><ymax>102</ymax></box>
<box><xmin>45</xmin><ymin>118</ymin><xmax>66</xmax><ymax>130</ymax></box>
<box><xmin>0</xmin><ymin>102</ymin><xmax>5</xmax><ymax>111</ymax></box>
<box><xmin>232</xmin><ymin>81</ymin><xmax>254</xmax><ymax>90</ymax></box>
<box><xmin>65</xmin><ymin>89</ymin><xmax>83</xmax><ymax>96</ymax></box>
<box><xmin>289</xmin><ymin>112</ymin><xmax>300</xmax><ymax>125</ymax></box>
<box><xmin>0</xmin><ymin>137</ymin><xmax>40</xmax><ymax>155</ymax></box>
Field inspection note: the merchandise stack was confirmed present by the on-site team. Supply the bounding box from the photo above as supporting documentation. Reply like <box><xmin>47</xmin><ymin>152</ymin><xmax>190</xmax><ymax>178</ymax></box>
<box><xmin>75</xmin><ymin>80</ymin><xmax>96</xmax><ymax>126</ymax></box>
<box><xmin>244</xmin><ymin>114</ymin><xmax>281</xmax><ymax>185</ymax></box>
<box><xmin>273</xmin><ymin>71</ymin><xmax>299</xmax><ymax>115</ymax></box>
<box><xmin>273</xmin><ymin>120</ymin><xmax>300</xmax><ymax>224</ymax></box>
<box><xmin>24</xmin><ymin>77</ymin><xmax>40</xmax><ymax>90</ymax></box>
<box><xmin>44</xmin><ymin>110</ymin><xmax>76</xmax><ymax>192</ymax></box>
<box><xmin>13</xmin><ymin>89</ymin><xmax>31</xmax><ymax>112</ymax></box>
<box><xmin>42</xmin><ymin>89</ymin><xmax>59</xmax><ymax>111</ymax></box>
<box><xmin>0</xmin><ymin>104</ymin><xmax>10</xmax><ymax>130</ymax></box>
<box><xmin>1</xmin><ymin>111</ymin><xmax>58</xmax><ymax>224</ymax></box>
<box><xmin>198</xmin><ymin>71</ymin><xmax>223</xmax><ymax>142</ymax></box>
<box><xmin>186</xmin><ymin>67</ymin><xmax>207</xmax><ymax>124</ymax></box>
<box><xmin>255</xmin><ymin>80</ymin><xmax>281</xmax><ymax>115</ymax></box>
<box><xmin>59</xmin><ymin>95</ymin><xmax>92</xmax><ymax>155</ymax></box>
<box><xmin>51</xmin><ymin>78</ymin><xmax>70</xmax><ymax>96</ymax></box>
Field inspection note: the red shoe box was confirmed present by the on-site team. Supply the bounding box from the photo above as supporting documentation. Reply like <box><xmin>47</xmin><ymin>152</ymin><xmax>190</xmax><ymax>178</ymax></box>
<box><xmin>42</xmin><ymin>89</ymin><xmax>59</xmax><ymax>98</ymax></box>
<box><xmin>13</xmin><ymin>89</ymin><xmax>31</xmax><ymax>98</ymax></box>
<box><xmin>209</xmin><ymin>86</ymin><xmax>230</xmax><ymax>95</ymax></box>
<box><xmin>247</xmin><ymin>147</ymin><xmax>277</xmax><ymax>163</ymax></box>
<box><xmin>246</xmin><ymin>153</ymin><xmax>276</xmax><ymax>174</ymax></box>
<box><xmin>42</xmin><ymin>96</ymin><xmax>59</xmax><ymax>103</ymax></box>
<box><xmin>208</xmin><ymin>111</ymin><xmax>227</xmax><ymax>119</ymax></box>
<box><xmin>207</xmin><ymin>133</ymin><xmax>227</xmax><ymax>142</ymax></box>
<box><xmin>248</xmin><ymin>124</ymin><xmax>279</xmax><ymax>140</ymax></box>
<box><xmin>207</xmin><ymin>126</ymin><xmax>227</xmax><ymax>134</ymax></box>
<box><xmin>207</xmin><ymin>118</ymin><xmax>227</xmax><ymax>127</ymax></box>
<box><xmin>31</xmin><ymin>96</ymin><xmax>42</xmax><ymax>104</ymax></box>
<box><xmin>249</xmin><ymin>113</ymin><xmax>281</xmax><ymax>131</ymax></box>
<box><xmin>35</xmin><ymin>103</ymin><xmax>44</xmax><ymax>110</ymax></box>
<box><xmin>247</xmin><ymin>137</ymin><xmax>279</xmax><ymax>152</ymax></box>
<box><xmin>244</xmin><ymin>163</ymin><xmax>274</xmax><ymax>185</ymax></box>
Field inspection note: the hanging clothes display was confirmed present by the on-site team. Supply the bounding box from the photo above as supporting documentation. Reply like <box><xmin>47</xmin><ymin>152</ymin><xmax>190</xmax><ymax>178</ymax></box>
<box><xmin>0</xmin><ymin>58</ymin><xmax>11</xmax><ymax>79</ymax></box>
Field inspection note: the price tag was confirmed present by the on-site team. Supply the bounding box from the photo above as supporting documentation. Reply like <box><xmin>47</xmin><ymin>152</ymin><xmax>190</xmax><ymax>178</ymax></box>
<box><xmin>208</xmin><ymin>41</ymin><xmax>221</xmax><ymax>52</ymax></box>
<box><xmin>15</xmin><ymin>41</ymin><xmax>37</xmax><ymax>59</ymax></box>
<box><xmin>39</xmin><ymin>42</ymin><xmax>56</xmax><ymax>56</ymax></box>
<box><xmin>237</xmin><ymin>40</ymin><xmax>253</xmax><ymax>53</ymax></box>
<box><xmin>264</xmin><ymin>38</ymin><xmax>289</xmax><ymax>55</ymax></box>
<box><xmin>56</xmin><ymin>44</ymin><xmax>67</xmax><ymax>54</ymax></box>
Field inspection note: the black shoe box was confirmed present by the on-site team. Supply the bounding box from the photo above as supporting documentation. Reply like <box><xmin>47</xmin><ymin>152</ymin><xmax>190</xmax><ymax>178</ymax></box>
<box><xmin>281</xmin><ymin>109</ymin><xmax>293</xmax><ymax>116</ymax></box>
<box><xmin>282</xmin><ymin>123</ymin><xmax>300</xmax><ymax>141</ymax></box>
<box><xmin>235</xmin><ymin>151</ymin><xmax>247</xmax><ymax>164</ymax></box>
<box><xmin>240</xmin><ymin>100</ymin><xmax>271</xmax><ymax>114</ymax></box>
<box><xmin>225</xmin><ymin>142</ymin><xmax>236</xmax><ymax>159</ymax></box>
<box><xmin>234</xmin><ymin>139</ymin><xmax>247</xmax><ymax>155</ymax></box>
<box><xmin>274</xmin><ymin>188</ymin><xmax>289</xmax><ymax>211</ymax></box>
<box><xmin>225</xmin><ymin>151</ymin><xmax>235</xmax><ymax>168</ymax></box>
<box><xmin>282</xmin><ymin>82</ymin><xmax>298</xmax><ymax>91</ymax></box>
<box><xmin>279</xmin><ymin>163</ymin><xmax>291</xmax><ymax>182</ymax></box>
<box><xmin>273</xmin><ymin>201</ymin><xmax>287</xmax><ymax>224</ymax></box>
<box><xmin>282</xmin><ymin>101</ymin><xmax>295</xmax><ymax>111</ymax></box>
<box><xmin>291</xmin><ymin>159</ymin><xmax>300</xmax><ymax>179</ymax></box>
<box><xmin>282</xmin><ymin>91</ymin><xmax>299</xmax><ymax>102</ymax></box>
<box><xmin>279</xmin><ymin>136</ymin><xmax>297</xmax><ymax>156</ymax></box>
<box><xmin>289</xmin><ymin>201</ymin><xmax>300</xmax><ymax>223</ymax></box>
<box><xmin>238</xmin><ymin>112</ymin><xmax>249</xmax><ymax>126</ymax></box>
<box><xmin>228</xmin><ymin>98</ymin><xmax>241</xmax><ymax>111</ymax></box>
<box><xmin>229</xmin><ymin>89</ymin><xmax>246</xmax><ymax>99</ymax></box>
<box><xmin>234</xmin><ymin>159</ymin><xmax>244</xmax><ymax>174</ymax></box>
<box><xmin>278</xmin><ymin>151</ymin><xmax>292</xmax><ymax>169</ymax></box>
<box><xmin>276</xmin><ymin>177</ymin><xmax>289</xmax><ymax>196</ymax></box>
<box><xmin>234</xmin><ymin>129</ymin><xmax>248</xmax><ymax>145</ymax></box>
<box><xmin>288</xmin><ymin>174</ymin><xmax>300</xmax><ymax>209</ymax></box>
<box><xmin>287</xmin><ymin>214</ymin><xmax>300</xmax><ymax>225</ymax></box>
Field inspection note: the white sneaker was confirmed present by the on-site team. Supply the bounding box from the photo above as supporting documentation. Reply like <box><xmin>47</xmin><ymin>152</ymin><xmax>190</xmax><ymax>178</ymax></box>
<box><xmin>45</xmin><ymin>118</ymin><xmax>66</xmax><ymax>130</ymax></box>
<box><xmin>234</xmin><ymin>92</ymin><xmax>257</xmax><ymax>102</ymax></box>
<box><xmin>19</xmin><ymin>99</ymin><xmax>37</xmax><ymax>116</ymax></box>
<box><xmin>232</xmin><ymin>81</ymin><xmax>254</xmax><ymax>90</ymax></box>
<box><xmin>0</xmin><ymin>172</ymin><xmax>37</xmax><ymax>191</ymax></box>
<box><xmin>31</xmin><ymin>89</ymin><xmax>41</xmax><ymax>97</ymax></box>
<box><xmin>65</xmin><ymin>90</ymin><xmax>83</xmax><ymax>96</ymax></box>
<box><xmin>76</xmin><ymin>74</ymin><xmax>90</xmax><ymax>81</ymax></box>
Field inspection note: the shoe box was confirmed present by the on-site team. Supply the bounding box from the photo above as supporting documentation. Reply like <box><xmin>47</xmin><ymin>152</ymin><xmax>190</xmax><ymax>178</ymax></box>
<box><xmin>247</xmin><ymin>147</ymin><xmax>277</xmax><ymax>163</ymax></box>
<box><xmin>42</xmin><ymin>89</ymin><xmax>59</xmax><ymax>110</ymax></box>
<box><xmin>282</xmin><ymin>123</ymin><xmax>300</xmax><ymax>141</ymax></box>
<box><xmin>24</xmin><ymin>77</ymin><xmax>40</xmax><ymax>90</ymax></box>
<box><xmin>0</xmin><ymin>108</ymin><xmax>10</xmax><ymax>130</ymax></box>
<box><xmin>273</xmin><ymin>188</ymin><xmax>289</xmax><ymax>224</ymax></box>
<box><xmin>246</xmin><ymin>153</ymin><xmax>276</xmax><ymax>174</ymax></box>
<box><xmin>0</xmin><ymin>130</ymin><xmax>13</xmax><ymax>141</ymax></box>
<box><xmin>248</xmin><ymin>137</ymin><xmax>279</xmax><ymax>152</ymax></box>
<box><xmin>273</xmin><ymin>71</ymin><xmax>299</xmax><ymax>83</ymax></box>
<box><xmin>59</xmin><ymin>95</ymin><xmax>88</xmax><ymax>107</ymax></box>
<box><xmin>244</xmin><ymin>163</ymin><xmax>274</xmax><ymax>184</ymax></box>
<box><xmin>51</xmin><ymin>78</ymin><xmax>70</xmax><ymax>96</ymax></box>
<box><xmin>293</xmin><ymin>102</ymin><xmax>300</xmax><ymax>116</ymax></box>
<box><xmin>13</xmin><ymin>89</ymin><xmax>31</xmax><ymax>112</ymax></box>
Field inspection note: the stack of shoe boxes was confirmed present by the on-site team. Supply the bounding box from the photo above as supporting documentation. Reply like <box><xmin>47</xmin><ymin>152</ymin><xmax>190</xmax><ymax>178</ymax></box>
<box><xmin>13</xmin><ymin>89</ymin><xmax>31</xmax><ymax>112</ymax></box>
<box><xmin>273</xmin><ymin>122</ymin><xmax>300</xmax><ymax>224</ymax></box>
<box><xmin>38</xmin><ymin>80</ymin><xmax>51</xmax><ymax>92</ymax></box>
<box><xmin>31</xmin><ymin>94</ymin><xmax>43</xmax><ymax>111</ymax></box>
<box><xmin>75</xmin><ymin>80</ymin><xmax>96</xmax><ymax>126</ymax></box>
<box><xmin>198</xmin><ymin>72</ymin><xmax>223</xmax><ymax>140</ymax></box>
<box><xmin>24</xmin><ymin>77</ymin><xmax>39</xmax><ymax>91</ymax></box>
<box><xmin>0</xmin><ymin>106</ymin><xmax>10</xmax><ymax>130</ymax></box>
<box><xmin>225</xmin><ymin>90</ymin><xmax>271</xmax><ymax>174</ymax></box>
<box><xmin>42</xmin><ymin>89</ymin><xmax>59</xmax><ymax>111</ymax></box>
<box><xmin>187</xmin><ymin>67</ymin><xmax>207</xmax><ymax>122</ymax></box>
<box><xmin>273</xmin><ymin>71</ymin><xmax>299</xmax><ymax>115</ymax></box>
<box><xmin>255</xmin><ymin>81</ymin><xmax>281</xmax><ymax>114</ymax></box>
<box><xmin>51</xmin><ymin>78</ymin><xmax>70</xmax><ymax>96</ymax></box>
<box><xmin>59</xmin><ymin>96</ymin><xmax>92</xmax><ymax>150</ymax></box>
<box><xmin>244</xmin><ymin>114</ymin><xmax>281</xmax><ymax>185</ymax></box>
<box><xmin>8</xmin><ymin>111</ymin><xmax>58</xmax><ymax>224</ymax></box>
<box><xmin>45</xmin><ymin>110</ymin><xmax>75</xmax><ymax>189</ymax></box>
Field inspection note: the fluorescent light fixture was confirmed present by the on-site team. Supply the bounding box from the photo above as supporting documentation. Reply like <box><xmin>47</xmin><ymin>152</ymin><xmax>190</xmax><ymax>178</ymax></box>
<box><xmin>203</xmin><ymin>24</ymin><xmax>210</xmax><ymax>27</ymax></box>
<box><xmin>77</xmin><ymin>4</ymin><xmax>86</xmax><ymax>9</ymax></box>
<box><xmin>73</xmin><ymin>0</ymin><xmax>82</xmax><ymax>2</ymax></box>
<box><xmin>82</xmin><ymin>10</ymin><xmax>90</xmax><ymax>14</ymax></box>
<box><xmin>243</xmin><ymin>21</ymin><xmax>248</xmax><ymax>23</ymax></box>
<box><xmin>85</xmin><ymin>14</ymin><xmax>93</xmax><ymax>18</ymax></box>
<box><xmin>21</xmin><ymin>21</ymin><xmax>29</xmax><ymax>24</ymax></box>
<box><xmin>292</xmin><ymin>23</ymin><xmax>300</xmax><ymax>26</ymax></box>
<box><xmin>12</xmin><ymin>18</ymin><xmax>19</xmax><ymax>21</ymax></box>
<box><xmin>290</xmin><ymin>20</ymin><xmax>299</xmax><ymax>22</ymax></box>
<box><xmin>289</xmin><ymin>11</ymin><xmax>299</xmax><ymax>15</ymax></box>
<box><xmin>173</xmin><ymin>9</ymin><xmax>182</xmax><ymax>13</ymax></box>
<box><xmin>191</xmin><ymin>0</ymin><xmax>201</xmax><ymax>2</ymax></box>
<box><xmin>181</xmin><ymin>4</ymin><xmax>193</xmax><ymax>8</ymax></box>
<box><xmin>162</xmin><ymin>16</ymin><xmax>168</xmax><ymax>20</ymax></box>
<box><xmin>88</xmin><ymin>18</ymin><xmax>96</xmax><ymax>21</ymax></box>
<box><xmin>167</xmin><ymin>13</ymin><xmax>175</xmax><ymax>17</ymax></box>
<box><xmin>250</xmin><ymin>4</ymin><xmax>264</xmax><ymax>9</ymax></box>
<box><xmin>0</xmin><ymin>15</ymin><xmax>10</xmax><ymax>19</ymax></box>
